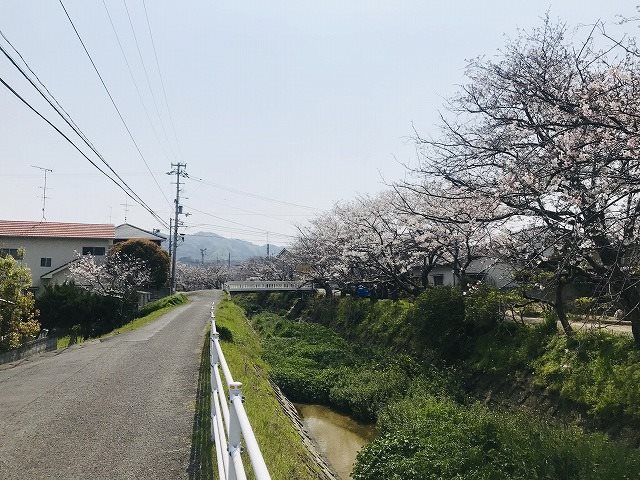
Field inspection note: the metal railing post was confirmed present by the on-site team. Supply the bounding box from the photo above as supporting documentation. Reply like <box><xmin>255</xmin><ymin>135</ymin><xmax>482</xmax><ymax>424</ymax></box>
<box><xmin>227</xmin><ymin>382</ymin><xmax>246</xmax><ymax>480</ymax></box>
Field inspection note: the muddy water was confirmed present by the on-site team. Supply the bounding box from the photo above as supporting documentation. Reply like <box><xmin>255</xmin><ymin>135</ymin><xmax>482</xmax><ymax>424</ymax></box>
<box><xmin>295</xmin><ymin>403</ymin><xmax>375</xmax><ymax>480</ymax></box>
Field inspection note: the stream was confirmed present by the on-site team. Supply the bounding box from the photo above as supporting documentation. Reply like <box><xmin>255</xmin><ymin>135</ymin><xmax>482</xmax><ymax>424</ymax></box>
<box><xmin>295</xmin><ymin>403</ymin><xmax>375</xmax><ymax>480</ymax></box>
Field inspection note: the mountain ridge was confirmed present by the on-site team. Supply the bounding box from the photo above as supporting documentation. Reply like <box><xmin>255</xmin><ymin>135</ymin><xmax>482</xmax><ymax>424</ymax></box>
<box><xmin>166</xmin><ymin>230</ymin><xmax>284</xmax><ymax>264</ymax></box>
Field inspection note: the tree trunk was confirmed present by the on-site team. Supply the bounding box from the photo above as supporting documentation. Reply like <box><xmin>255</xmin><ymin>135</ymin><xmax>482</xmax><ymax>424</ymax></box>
<box><xmin>619</xmin><ymin>289</ymin><xmax>640</xmax><ymax>347</ymax></box>
<box><xmin>554</xmin><ymin>280</ymin><xmax>573</xmax><ymax>336</ymax></box>
<box><xmin>320</xmin><ymin>281</ymin><xmax>332</xmax><ymax>297</ymax></box>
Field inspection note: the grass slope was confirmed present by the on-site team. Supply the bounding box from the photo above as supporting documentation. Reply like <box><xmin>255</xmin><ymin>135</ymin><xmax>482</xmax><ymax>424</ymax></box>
<box><xmin>214</xmin><ymin>297</ymin><xmax>326</xmax><ymax>480</ymax></box>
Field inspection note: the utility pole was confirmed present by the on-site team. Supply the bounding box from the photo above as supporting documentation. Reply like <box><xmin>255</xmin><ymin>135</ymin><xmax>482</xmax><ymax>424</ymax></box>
<box><xmin>167</xmin><ymin>163</ymin><xmax>187</xmax><ymax>293</ymax></box>
<box><xmin>266</xmin><ymin>231</ymin><xmax>270</xmax><ymax>257</ymax></box>
<box><xmin>31</xmin><ymin>165</ymin><xmax>52</xmax><ymax>220</ymax></box>
<box><xmin>200</xmin><ymin>248</ymin><xmax>207</xmax><ymax>265</ymax></box>
<box><xmin>168</xmin><ymin>217</ymin><xmax>173</xmax><ymax>257</ymax></box>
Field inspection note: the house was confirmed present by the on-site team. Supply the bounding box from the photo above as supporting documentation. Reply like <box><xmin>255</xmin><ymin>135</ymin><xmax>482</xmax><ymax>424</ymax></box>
<box><xmin>114</xmin><ymin>223</ymin><xmax>166</xmax><ymax>246</ymax></box>
<box><xmin>0</xmin><ymin>220</ymin><xmax>166</xmax><ymax>292</ymax></box>
<box><xmin>0</xmin><ymin>220</ymin><xmax>114</xmax><ymax>291</ymax></box>
<box><xmin>426</xmin><ymin>257</ymin><xmax>516</xmax><ymax>289</ymax></box>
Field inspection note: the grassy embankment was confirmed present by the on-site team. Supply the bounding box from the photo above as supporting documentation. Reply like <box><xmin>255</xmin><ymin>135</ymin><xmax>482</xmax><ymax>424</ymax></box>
<box><xmin>232</xmin><ymin>291</ymin><xmax>640</xmax><ymax>480</ymax></box>
<box><xmin>56</xmin><ymin>293</ymin><xmax>189</xmax><ymax>349</ymax></box>
<box><xmin>203</xmin><ymin>297</ymin><xmax>328</xmax><ymax>479</ymax></box>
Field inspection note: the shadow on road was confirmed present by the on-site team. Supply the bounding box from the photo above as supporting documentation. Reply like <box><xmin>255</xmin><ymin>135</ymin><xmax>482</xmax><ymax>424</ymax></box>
<box><xmin>187</xmin><ymin>331</ymin><xmax>213</xmax><ymax>480</ymax></box>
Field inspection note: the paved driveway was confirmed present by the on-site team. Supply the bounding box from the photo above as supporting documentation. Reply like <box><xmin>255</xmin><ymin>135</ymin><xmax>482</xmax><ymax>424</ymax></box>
<box><xmin>0</xmin><ymin>290</ymin><xmax>221</xmax><ymax>480</ymax></box>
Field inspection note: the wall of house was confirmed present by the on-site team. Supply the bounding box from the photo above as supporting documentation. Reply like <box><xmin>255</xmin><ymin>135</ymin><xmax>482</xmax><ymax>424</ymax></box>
<box><xmin>427</xmin><ymin>258</ymin><xmax>516</xmax><ymax>289</ymax></box>
<box><xmin>428</xmin><ymin>266</ymin><xmax>456</xmax><ymax>286</ymax></box>
<box><xmin>0</xmin><ymin>237</ymin><xmax>113</xmax><ymax>289</ymax></box>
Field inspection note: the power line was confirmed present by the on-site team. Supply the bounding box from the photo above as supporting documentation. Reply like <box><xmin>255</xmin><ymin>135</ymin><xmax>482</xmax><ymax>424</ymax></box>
<box><xmin>141</xmin><ymin>0</ymin><xmax>182</xmax><ymax>159</ymax></box>
<box><xmin>186</xmin><ymin>174</ymin><xmax>320</xmax><ymax>211</ymax></box>
<box><xmin>101</xmin><ymin>0</ymin><xmax>174</xmax><ymax>164</ymax></box>
<box><xmin>0</xmin><ymin>74</ymin><xmax>167</xmax><ymax>227</ymax></box>
<box><xmin>121</xmin><ymin>0</ymin><xmax>176</xmax><ymax>161</ymax></box>
<box><xmin>57</xmin><ymin>0</ymin><xmax>171</xmax><ymax>207</ymax></box>
<box><xmin>0</xmin><ymin>30</ymin><xmax>167</xmax><ymax>227</ymax></box>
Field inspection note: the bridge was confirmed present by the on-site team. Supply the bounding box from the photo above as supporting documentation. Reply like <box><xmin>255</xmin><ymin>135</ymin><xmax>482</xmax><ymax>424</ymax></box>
<box><xmin>223</xmin><ymin>281</ymin><xmax>315</xmax><ymax>293</ymax></box>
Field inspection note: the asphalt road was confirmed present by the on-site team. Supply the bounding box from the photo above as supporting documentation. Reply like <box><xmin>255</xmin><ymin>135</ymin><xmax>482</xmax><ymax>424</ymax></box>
<box><xmin>0</xmin><ymin>289</ymin><xmax>221</xmax><ymax>480</ymax></box>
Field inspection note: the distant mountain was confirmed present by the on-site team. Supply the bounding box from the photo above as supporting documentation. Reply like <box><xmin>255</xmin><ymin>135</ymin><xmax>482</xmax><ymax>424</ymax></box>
<box><xmin>165</xmin><ymin>231</ymin><xmax>283</xmax><ymax>264</ymax></box>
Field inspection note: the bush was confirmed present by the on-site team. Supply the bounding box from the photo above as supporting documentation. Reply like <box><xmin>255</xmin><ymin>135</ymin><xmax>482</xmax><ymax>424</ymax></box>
<box><xmin>353</xmin><ymin>393</ymin><xmax>640</xmax><ymax>479</ymax></box>
<box><xmin>336</xmin><ymin>296</ymin><xmax>371</xmax><ymax>338</ymax></box>
<box><xmin>329</xmin><ymin>364</ymin><xmax>410</xmax><ymax>421</ymax></box>
<box><xmin>408</xmin><ymin>286</ymin><xmax>465</xmax><ymax>359</ymax></box>
<box><xmin>464</xmin><ymin>285</ymin><xmax>501</xmax><ymax>332</ymax></box>
<box><xmin>36</xmin><ymin>282</ymin><xmax>134</xmax><ymax>337</ymax></box>
<box><xmin>532</xmin><ymin>330</ymin><xmax>640</xmax><ymax>419</ymax></box>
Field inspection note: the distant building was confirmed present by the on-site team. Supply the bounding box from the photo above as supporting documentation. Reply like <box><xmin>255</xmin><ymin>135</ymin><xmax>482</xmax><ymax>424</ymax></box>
<box><xmin>0</xmin><ymin>220</ymin><xmax>166</xmax><ymax>292</ymax></box>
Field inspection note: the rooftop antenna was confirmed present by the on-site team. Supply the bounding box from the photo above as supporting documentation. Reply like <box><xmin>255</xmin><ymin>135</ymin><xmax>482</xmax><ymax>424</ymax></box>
<box><xmin>31</xmin><ymin>165</ymin><xmax>53</xmax><ymax>220</ymax></box>
<box><xmin>120</xmin><ymin>200</ymin><xmax>131</xmax><ymax>222</ymax></box>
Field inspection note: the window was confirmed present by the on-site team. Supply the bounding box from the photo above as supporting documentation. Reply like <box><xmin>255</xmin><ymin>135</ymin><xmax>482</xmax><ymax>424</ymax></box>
<box><xmin>40</xmin><ymin>257</ymin><xmax>52</xmax><ymax>267</ymax></box>
<box><xmin>432</xmin><ymin>274</ymin><xmax>444</xmax><ymax>286</ymax></box>
<box><xmin>0</xmin><ymin>248</ymin><xmax>23</xmax><ymax>260</ymax></box>
<box><xmin>82</xmin><ymin>246</ymin><xmax>106</xmax><ymax>256</ymax></box>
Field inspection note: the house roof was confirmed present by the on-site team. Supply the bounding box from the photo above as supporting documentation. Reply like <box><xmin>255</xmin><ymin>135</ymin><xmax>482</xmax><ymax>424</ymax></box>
<box><xmin>40</xmin><ymin>259</ymin><xmax>78</xmax><ymax>279</ymax></box>
<box><xmin>0</xmin><ymin>220</ymin><xmax>114</xmax><ymax>239</ymax></box>
<box><xmin>114</xmin><ymin>223</ymin><xmax>166</xmax><ymax>241</ymax></box>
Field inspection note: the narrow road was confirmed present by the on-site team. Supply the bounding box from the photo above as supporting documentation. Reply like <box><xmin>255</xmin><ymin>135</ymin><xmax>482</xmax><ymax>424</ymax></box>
<box><xmin>0</xmin><ymin>289</ymin><xmax>221</xmax><ymax>480</ymax></box>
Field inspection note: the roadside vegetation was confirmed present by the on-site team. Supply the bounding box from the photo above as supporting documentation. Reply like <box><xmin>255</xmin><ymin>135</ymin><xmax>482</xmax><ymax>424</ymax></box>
<box><xmin>212</xmin><ymin>297</ymin><xmax>331</xmax><ymax>479</ymax></box>
<box><xmin>232</xmin><ymin>291</ymin><xmax>640</xmax><ymax>479</ymax></box>
<box><xmin>0</xmin><ymin>252</ymin><xmax>40</xmax><ymax>352</ymax></box>
<box><xmin>41</xmin><ymin>287</ymin><xmax>188</xmax><ymax>348</ymax></box>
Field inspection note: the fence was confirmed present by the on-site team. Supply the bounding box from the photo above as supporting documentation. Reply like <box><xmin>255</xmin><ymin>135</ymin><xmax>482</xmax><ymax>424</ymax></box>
<box><xmin>223</xmin><ymin>281</ymin><xmax>315</xmax><ymax>292</ymax></box>
<box><xmin>209</xmin><ymin>302</ymin><xmax>271</xmax><ymax>480</ymax></box>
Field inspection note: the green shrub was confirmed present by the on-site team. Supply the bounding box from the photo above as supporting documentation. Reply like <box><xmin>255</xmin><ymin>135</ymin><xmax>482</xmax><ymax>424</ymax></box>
<box><xmin>356</xmin><ymin>299</ymin><xmax>415</xmax><ymax>351</ymax></box>
<box><xmin>303</xmin><ymin>296</ymin><xmax>339</xmax><ymax>325</ymax></box>
<box><xmin>464</xmin><ymin>285</ymin><xmax>501</xmax><ymax>332</ymax></box>
<box><xmin>336</xmin><ymin>296</ymin><xmax>371</xmax><ymax>337</ymax></box>
<box><xmin>354</xmin><ymin>393</ymin><xmax>640</xmax><ymax>479</ymax></box>
<box><xmin>532</xmin><ymin>330</ymin><xmax>640</xmax><ymax>418</ymax></box>
<box><xmin>408</xmin><ymin>286</ymin><xmax>465</xmax><ymax>359</ymax></box>
<box><xmin>36</xmin><ymin>282</ymin><xmax>134</xmax><ymax>337</ymax></box>
<box><xmin>329</xmin><ymin>364</ymin><xmax>410</xmax><ymax>421</ymax></box>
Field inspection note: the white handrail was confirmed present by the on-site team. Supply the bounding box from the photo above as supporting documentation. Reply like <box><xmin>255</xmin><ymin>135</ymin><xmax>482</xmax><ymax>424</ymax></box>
<box><xmin>209</xmin><ymin>301</ymin><xmax>271</xmax><ymax>480</ymax></box>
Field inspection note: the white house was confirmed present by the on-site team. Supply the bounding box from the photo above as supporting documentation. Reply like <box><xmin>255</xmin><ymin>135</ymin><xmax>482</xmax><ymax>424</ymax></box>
<box><xmin>0</xmin><ymin>220</ymin><xmax>115</xmax><ymax>291</ymax></box>
<box><xmin>426</xmin><ymin>257</ymin><xmax>516</xmax><ymax>289</ymax></box>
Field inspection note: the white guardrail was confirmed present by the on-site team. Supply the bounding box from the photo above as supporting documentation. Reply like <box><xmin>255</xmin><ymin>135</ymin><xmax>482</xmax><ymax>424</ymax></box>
<box><xmin>210</xmin><ymin>301</ymin><xmax>271</xmax><ymax>480</ymax></box>
<box><xmin>223</xmin><ymin>281</ymin><xmax>315</xmax><ymax>292</ymax></box>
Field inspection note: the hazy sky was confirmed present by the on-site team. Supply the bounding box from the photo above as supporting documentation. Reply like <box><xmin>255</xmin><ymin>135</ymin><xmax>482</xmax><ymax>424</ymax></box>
<box><xmin>0</xmin><ymin>1</ymin><xmax>636</xmax><ymax>245</ymax></box>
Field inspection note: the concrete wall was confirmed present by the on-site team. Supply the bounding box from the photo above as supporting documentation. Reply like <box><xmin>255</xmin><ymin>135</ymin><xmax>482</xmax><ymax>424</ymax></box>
<box><xmin>0</xmin><ymin>237</ymin><xmax>113</xmax><ymax>289</ymax></box>
<box><xmin>0</xmin><ymin>336</ymin><xmax>57</xmax><ymax>365</ymax></box>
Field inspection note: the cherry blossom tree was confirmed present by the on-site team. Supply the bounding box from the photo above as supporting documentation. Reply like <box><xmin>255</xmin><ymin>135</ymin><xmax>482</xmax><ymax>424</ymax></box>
<box><xmin>290</xmin><ymin>209</ymin><xmax>351</xmax><ymax>295</ymax></box>
<box><xmin>176</xmin><ymin>262</ymin><xmax>228</xmax><ymax>290</ymax></box>
<box><xmin>409</xmin><ymin>17</ymin><xmax>640</xmax><ymax>340</ymax></box>
<box><xmin>69</xmin><ymin>251</ymin><xmax>150</xmax><ymax>299</ymax></box>
<box><xmin>393</xmin><ymin>182</ymin><xmax>501</xmax><ymax>288</ymax></box>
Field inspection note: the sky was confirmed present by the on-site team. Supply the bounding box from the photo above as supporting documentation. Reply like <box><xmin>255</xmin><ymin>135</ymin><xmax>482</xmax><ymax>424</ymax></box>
<box><xmin>0</xmin><ymin>1</ymin><xmax>637</xmax><ymax>246</ymax></box>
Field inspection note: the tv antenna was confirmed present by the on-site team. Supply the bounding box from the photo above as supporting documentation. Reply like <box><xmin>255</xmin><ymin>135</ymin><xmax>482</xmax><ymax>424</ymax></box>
<box><xmin>31</xmin><ymin>165</ymin><xmax>53</xmax><ymax>220</ymax></box>
<box><xmin>120</xmin><ymin>200</ymin><xmax>131</xmax><ymax>222</ymax></box>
